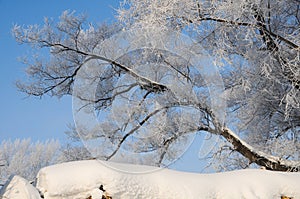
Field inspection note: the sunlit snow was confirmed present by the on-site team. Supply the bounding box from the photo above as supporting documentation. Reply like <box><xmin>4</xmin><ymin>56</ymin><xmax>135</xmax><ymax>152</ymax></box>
<box><xmin>1</xmin><ymin>160</ymin><xmax>300</xmax><ymax>199</ymax></box>
<box><xmin>37</xmin><ymin>160</ymin><xmax>300</xmax><ymax>199</ymax></box>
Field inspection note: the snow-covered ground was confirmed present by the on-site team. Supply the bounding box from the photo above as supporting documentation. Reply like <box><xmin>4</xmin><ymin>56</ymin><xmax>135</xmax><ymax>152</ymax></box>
<box><xmin>1</xmin><ymin>160</ymin><xmax>300</xmax><ymax>199</ymax></box>
<box><xmin>0</xmin><ymin>175</ymin><xmax>41</xmax><ymax>199</ymax></box>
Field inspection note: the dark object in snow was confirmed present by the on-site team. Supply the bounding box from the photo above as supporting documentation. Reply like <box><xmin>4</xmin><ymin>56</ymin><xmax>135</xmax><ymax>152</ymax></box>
<box><xmin>99</xmin><ymin>185</ymin><xmax>105</xmax><ymax>192</ymax></box>
<box><xmin>102</xmin><ymin>195</ymin><xmax>112</xmax><ymax>199</ymax></box>
<box><xmin>281</xmin><ymin>195</ymin><xmax>293</xmax><ymax>199</ymax></box>
<box><xmin>99</xmin><ymin>185</ymin><xmax>112</xmax><ymax>199</ymax></box>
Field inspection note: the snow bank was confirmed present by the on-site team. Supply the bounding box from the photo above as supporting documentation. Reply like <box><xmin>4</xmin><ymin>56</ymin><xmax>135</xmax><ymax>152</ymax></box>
<box><xmin>36</xmin><ymin>160</ymin><xmax>300</xmax><ymax>199</ymax></box>
<box><xmin>0</xmin><ymin>175</ymin><xmax>41</xmax><ymax>199</ymax></box>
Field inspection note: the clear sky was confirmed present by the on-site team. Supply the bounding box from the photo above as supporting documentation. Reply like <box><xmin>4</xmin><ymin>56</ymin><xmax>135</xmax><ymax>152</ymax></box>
<box><xmin>0</xmin><ymin>0</ymin><xmax>120</xmax><ymax>142</ymax></box>
<box><xmin>0</xmin><ymin>0</ymin><xmax>208</xmax><ymax>173</ymax></box>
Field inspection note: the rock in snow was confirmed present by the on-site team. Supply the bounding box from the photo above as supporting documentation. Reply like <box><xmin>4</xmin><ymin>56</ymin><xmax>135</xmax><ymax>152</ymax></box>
<box><xmin>0</xmin><ymin>175</ymin><xmax>41</xmax><ymax>199</ymax></box>
<box><xmin>35</xmin><ymin>160</ymin><xmax>300</xmax><ymax>199</ymax></box>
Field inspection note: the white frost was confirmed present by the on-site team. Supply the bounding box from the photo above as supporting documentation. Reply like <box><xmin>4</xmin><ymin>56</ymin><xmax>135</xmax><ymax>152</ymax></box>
<box><xmin>224</xmin><ymin>127</ymin><xmax>300</xmax><ymax>168</ymax></box>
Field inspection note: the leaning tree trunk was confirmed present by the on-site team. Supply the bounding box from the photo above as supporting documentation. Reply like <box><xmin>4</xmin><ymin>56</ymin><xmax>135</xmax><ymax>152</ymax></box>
<box><xmin>220</xmin><ymin>128</ymin><xmax>300</xmax><ymax>172</ymax></box>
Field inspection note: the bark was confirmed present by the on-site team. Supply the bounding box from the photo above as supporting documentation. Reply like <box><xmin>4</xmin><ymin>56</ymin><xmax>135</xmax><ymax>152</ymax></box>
<box><xmin>220</xmin><ymin>128</ymin><xmax>300</xmax><ymax>172</ymax></box>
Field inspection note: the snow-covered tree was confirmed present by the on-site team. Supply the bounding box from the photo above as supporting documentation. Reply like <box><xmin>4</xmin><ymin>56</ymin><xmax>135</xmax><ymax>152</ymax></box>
<box><xmin>13</xmin><ymin>0</ymin><xmax>300</xmax><ymax>171</ymax></box>
<box><xmin>0</xmin><ymin>139</ymin><xmax>60</xmax><ymax>183</ymax></box>
<box><xmin>59</xmin><ymin>143</ymin><xmax>92</xmax><ymax>162</ymax></box>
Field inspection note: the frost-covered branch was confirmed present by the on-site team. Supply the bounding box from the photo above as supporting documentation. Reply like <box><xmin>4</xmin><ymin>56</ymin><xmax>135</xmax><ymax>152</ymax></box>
<box><xmin>192</xmin><ymin>16</ymin><xmax>299</xmax><ymax>50</ymax></box>
<box><xmin>106</xmin><ymin>107</ymin><xmax>167</xmax><ymax>160</ymax></box>
<box><xmin>218</xmin><ymin>128</ymin><xmax>300</xmax><ymax>172</ymax></box>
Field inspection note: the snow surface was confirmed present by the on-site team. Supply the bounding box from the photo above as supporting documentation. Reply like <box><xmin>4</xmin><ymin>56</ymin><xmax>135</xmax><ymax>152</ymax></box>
<box><xmin>36</xmin><ymin>160</ymin><xmax>300</xmax><ymax>199</ymax></box>
<box><xmin>0</xmin><ymin>175</ymin><xmax>41</xmax><ymax>199</ymax></box>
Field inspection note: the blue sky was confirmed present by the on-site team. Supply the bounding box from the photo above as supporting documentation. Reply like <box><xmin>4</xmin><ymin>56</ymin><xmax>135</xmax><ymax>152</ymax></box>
<box><xmin>0</xmin><ymin>0</ymin><xmax>209</xmax><ymax>173</ymax></box>
<box><xmin>0</xmin><ymin>0</ymin><xmax>120</xmax><ymax>142</ymax></box>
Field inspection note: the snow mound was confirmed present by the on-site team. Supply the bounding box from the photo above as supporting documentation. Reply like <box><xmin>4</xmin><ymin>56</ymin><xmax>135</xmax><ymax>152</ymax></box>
<box><xmin>0</xmin><ymin>175</ymin><xmax>41</xmax><ymax>199</ymax></box>
<box><xmin>36</xmin><ymin>160</ymin><xmax>300</xmax><ymax>199</ymax></box>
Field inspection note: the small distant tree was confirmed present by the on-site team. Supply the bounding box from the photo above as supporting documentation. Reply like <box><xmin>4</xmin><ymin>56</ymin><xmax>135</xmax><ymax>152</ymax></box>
<box><xmin>59</xmin><ymin>144</ymin><xmax>92</xmax><ymax>162</ymax></box>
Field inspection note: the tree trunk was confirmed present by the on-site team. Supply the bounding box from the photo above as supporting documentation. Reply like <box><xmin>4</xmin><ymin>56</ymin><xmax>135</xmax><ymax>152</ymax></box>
<box><xmin>220</xmin><ymin>128</ymin><xmax>299</xmax><ymax>172</ymax></box>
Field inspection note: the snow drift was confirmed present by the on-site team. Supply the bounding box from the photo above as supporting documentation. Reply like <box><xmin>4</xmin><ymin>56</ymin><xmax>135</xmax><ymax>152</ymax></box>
<box><xmin>36</xmin><ymin>160</ymin><xmax>300</xmax><ymax>199</ymax></box>
<box><xmin>0</xmin><ymin>175</ymin><xmax>41</xmax><ymax>199</ymax></box>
